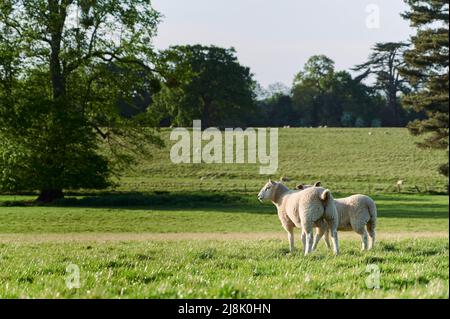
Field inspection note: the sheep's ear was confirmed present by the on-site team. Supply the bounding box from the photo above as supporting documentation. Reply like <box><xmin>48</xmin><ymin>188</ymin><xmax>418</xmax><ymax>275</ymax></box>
<box><xmin>280</xmin><ymin>176</ymin><xmax>289</xmax><ymax>182</ymax></box>
<box><xmin>296</xmin><ymin>184</ymin><xmax>304</xmax><ymax>190</ymax></box>
<box><xmin>314</xmin><ymin>181</ymin><xmax>322</xmax><ymax>187</ymax></box>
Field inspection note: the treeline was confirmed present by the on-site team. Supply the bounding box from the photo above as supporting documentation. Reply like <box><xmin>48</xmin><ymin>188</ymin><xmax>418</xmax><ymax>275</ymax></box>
<box><xmin>143</xmin><ymin>44</ymin><xmax>424</xmax><ymax>128</ymax></box>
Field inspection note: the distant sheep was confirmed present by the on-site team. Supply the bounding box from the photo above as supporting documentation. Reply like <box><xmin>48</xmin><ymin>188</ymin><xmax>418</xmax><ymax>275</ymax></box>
<box><xmin>397</xmin><ymin>180</ymin><xmax>404</xmax><ymax>193</ymax></box>
<box><xmin>296</xmin><ymin>182</ymin><xmax>377</xmax><ymax>250</ymax></box>
<box><xmin>258</xmin><ymin>179</ymin><xmax>339</xmax><ymax>255</ymax></box>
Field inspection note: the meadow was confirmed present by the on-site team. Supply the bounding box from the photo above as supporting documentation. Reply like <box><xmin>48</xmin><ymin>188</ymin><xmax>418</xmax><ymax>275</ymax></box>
<box><xmin>0</xmin><ymin>128</ymin><xmax>448</xmax><ymax>299</ymax></box>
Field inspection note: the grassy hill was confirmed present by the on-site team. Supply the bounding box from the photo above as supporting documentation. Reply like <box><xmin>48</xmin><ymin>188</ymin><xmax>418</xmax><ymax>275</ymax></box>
<box><xmin>116</xmin><ymin>127</ymin><xmax>447</xmax><ymax>195</ymax></box>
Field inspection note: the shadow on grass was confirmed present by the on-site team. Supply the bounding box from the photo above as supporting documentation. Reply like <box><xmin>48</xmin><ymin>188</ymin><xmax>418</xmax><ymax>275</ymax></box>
<box><xmin>0</xmin><ymin>192</ymin><xmax>275</xmax><ymax>214</ymax></box>
<box><xmin>1</xmin><ymin>191</ymin><xmax>448</xmax><ymax>218</ymax></box>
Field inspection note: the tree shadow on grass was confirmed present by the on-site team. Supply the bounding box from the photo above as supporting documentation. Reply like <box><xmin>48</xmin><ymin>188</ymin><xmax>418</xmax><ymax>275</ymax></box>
<box><xmin>1</xmin><ymin>191</ymin><xmax>448</xmax><ymax>218</ymax></box>
<box><xmin>0</xmin><ymin>191</ymin><xmax>275</xmax><ymax>214</ymax></box>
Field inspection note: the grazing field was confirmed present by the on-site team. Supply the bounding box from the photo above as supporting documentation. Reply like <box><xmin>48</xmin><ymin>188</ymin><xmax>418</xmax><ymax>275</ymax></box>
<box><xmin>0</xmin><ymin>128</ymin><xmax>448</xmax><ymax>299</ymax></box>
<box><xmin>0</xmin><ymin>239</ymin><xmax>448</xmax><ymax>299</ymax></box>
<box><xmin>118</xmin><ymin>128</ymin><xmax>448</xmax><ymax>195</ymax></box>
<box><xmin>0</xmin><ymin>194</ymin><xmax>448</xmax><ymax>234</ymax></box>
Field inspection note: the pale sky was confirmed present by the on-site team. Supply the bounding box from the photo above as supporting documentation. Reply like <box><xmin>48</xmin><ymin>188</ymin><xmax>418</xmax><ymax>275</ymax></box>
<box><xmin>151</xmin><ymin>0</ymin><xmax>414</xmax><ymax>88</ymax></box>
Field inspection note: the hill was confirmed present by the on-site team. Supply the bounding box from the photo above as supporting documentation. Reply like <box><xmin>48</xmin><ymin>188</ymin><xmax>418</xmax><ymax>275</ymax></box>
<box><xmin>117</xmin><ymin>128</ymin><xmax>447</xmax><ymax>195</ymax></box>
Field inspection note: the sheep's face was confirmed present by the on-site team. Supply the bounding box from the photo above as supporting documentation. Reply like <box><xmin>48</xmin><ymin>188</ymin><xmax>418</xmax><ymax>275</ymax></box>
<box><xmin>258</xmin><ymin>180</ymin><xmax>277</xmax><ymax>202</ymax></box>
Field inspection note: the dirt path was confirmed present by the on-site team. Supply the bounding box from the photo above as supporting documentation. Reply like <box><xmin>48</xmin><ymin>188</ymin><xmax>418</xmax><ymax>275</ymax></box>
<box><xmin>0</xmin><ymin>231</ymin><xmax>447</xmax><ymax>243</ymax></box>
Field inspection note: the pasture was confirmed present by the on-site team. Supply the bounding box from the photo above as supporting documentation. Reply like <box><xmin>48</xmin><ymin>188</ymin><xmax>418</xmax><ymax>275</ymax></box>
<box><xmin>0</xmin><ymin>128</ymin><xmax>448</xmax><ymax>299</ymax></box>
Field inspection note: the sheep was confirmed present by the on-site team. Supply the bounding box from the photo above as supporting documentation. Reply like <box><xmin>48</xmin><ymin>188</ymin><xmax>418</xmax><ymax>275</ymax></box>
<box><xmin>258</xmin><ymin>179</ymin><xmax>339</xmax><ymax>255</ymax></box>
<box><xmin>396</xmin><ymin>180</ymin><xmax>404</xmax><ymax>193</ymax></box>
<box><xmin>296</xmin><ymin>182</ymin><xmax>377</xmax><ymax>251</ymax></box>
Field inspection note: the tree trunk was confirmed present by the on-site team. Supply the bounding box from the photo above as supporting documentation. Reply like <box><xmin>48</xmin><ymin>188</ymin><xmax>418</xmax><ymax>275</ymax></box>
<box><xmin>39</xmin><ymin>1</ymin><xmax>67</xmax><ymax>205</ymax></box>
<box><xmin>36</xmin><ymin>189</ymin><xmax>64</xmax><ymax>203</ymax></box>
<box><xmin>388</xmin><ymin>91</ymin><xmax>399</xmax><ymax>126</ymax></box>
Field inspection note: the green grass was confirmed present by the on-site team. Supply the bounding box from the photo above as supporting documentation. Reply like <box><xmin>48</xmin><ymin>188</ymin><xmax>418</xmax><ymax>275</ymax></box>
<box><xmin>115</xmin><ymin>128</ymin><xmax>448</xmax><ymax>194</ymax></box>
<box><xmin>0</xmin><ymin>194</ymin><xmax>447</xmax><ymax>233</ymax></box>
<box><xmin>0</xmin><ymin>239</ymin><xmax>447</xmax><ymax>298</ymax></box>
<box><xmin>0</xmin><ymin>128</ymin><xmax>448</xmax><ymax>299</ymax></box>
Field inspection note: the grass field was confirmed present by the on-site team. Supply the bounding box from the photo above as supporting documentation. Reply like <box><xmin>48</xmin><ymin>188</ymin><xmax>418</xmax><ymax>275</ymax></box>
<box><xmin>0</xmin><ymin>239</ymin><xmax>448</xmax><ymax>299</ymax></box>
<box><xmin>0</xmin><ymin>128</ymin><xmax>448</xmax><ymax>299</ymax></box>
<box><xmin>118</xmin><ymin>127</ymin><xmax>448</xmax><ymax>194</ymax></box>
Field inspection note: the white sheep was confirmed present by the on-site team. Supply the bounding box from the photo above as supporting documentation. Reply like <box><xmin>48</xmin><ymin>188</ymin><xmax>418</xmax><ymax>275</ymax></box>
<box><xmin>258</xmin><ymin>179</ymin><xmax>340</xmax><ymax>255</ymax></box>
<box><xmin>296</xmin><ymin>182</ymin><xmax>377</xmax><ymax>251</ymax></box>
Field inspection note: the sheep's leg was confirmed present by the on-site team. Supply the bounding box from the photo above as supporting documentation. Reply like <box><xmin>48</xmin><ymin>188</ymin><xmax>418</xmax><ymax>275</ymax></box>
<box><xmin>329</xmin><ymin>229</ymin><xmax>339</xmax><ymax>255</ymax></box>
<box><xmin>287</xmin><ymin>228</ymin><xmax>295</xmax><ymax>253</ymax></box>
<box><xmin>301</xmin><ymin>231</ymin><xmax>306</xmax><ymax>254</ymax></box>
<box><xmin>302</xmin><ymin>223</ymin><xmax>314</xmax><ymax>256</ymax></box>
<box><xmin>312</xmin><ymin>223</ymin><xmax>328</xmax><ymax>251</ymax></box>
<box><xmin>324</xmin><ymin>229</ymin><xmax>332</xmax><ymax>250</ymax></box>
<box><xmin>305</xmin><ymin>232</ymin><xmax>314</xmax><ymax>255</ymax></box>
<box><xmin>362</xmin><ymin>231</ymin><xmax>369</xmax><ymax>251</ymax></box>
<box><xmin>325</xmin><ymin>217</ymin><xmax>339</xmax><ymax>255</ymax></box>
<box><xmin>368</xmin><ymin>232</ymin><xmax>376</xmax><ymax>250</ymax></box>
<box><xmin>356</xmin><ymin>228</ymin><xmax>369</xmax><ymax>251</ymax></box>
<box><xmin>367</xmin><ymin>225</ymin><xmax>376</xmax><ymax>250</ymax></box>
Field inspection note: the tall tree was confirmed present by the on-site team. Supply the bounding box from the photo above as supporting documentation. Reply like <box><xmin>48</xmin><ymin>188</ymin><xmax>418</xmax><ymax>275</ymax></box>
<box><xmin>400</xmin><ymin>0</ymin><xmax>449</xmax><ymax>178</ymax></box>
<box><xmin>353</xmin><ymin>42</ymin><xmax>410</xmax><ymax>126</ymax></box>
<box><xmin>152</xmin><ymin>45</ymin><xmax>256</xmax><ymax>128</ymax></box>
<box><xmin>0</xmin><ymin>0</ymin><xmax>163</xmax><ymax>202</ymax></box>
<box><xmin>291</xmin><ymin>55</ymin><xmax>335</xmax><ymax>126</ymax></box>
<box><xmin>291</xmin><ymin>55</ymin><xmax>381</xmax><ymax>127</ymax></box>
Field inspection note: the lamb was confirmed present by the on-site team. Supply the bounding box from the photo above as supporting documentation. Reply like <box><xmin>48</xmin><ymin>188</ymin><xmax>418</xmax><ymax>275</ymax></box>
<box><xmin>257</xmin><ymin>179</ymin><xmax>340</xmax><ymax>255</ymax></box>
<box><xmin>296</xmin><ymin>182</ymin><xmax>377</xmax><ymax>251</ymax></box>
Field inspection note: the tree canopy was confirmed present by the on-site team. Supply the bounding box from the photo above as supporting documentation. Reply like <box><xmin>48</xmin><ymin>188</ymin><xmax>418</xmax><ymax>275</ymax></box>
<box><xmin>151</xmin><ymin>45</ymin><xmax>257</xmax><ymax>128</ymax></box>
<box><xmin>400</xmin><ymin>0</ymin><xmax>449</xmax><ymax>178</ymax></box>
<box><xmin>0</xmin><ymin>0</ymin><xmax>163</xmax><ymax>201</ymax></box>
<box><xmin>287</xmin><ymin>55</ymin><xmax>385</xmax><ymax>127</ymax></box>
<box><xmin>354</xmin><ymin>42</ymin><xmax>411</xmax><ymax>126</ymax></box>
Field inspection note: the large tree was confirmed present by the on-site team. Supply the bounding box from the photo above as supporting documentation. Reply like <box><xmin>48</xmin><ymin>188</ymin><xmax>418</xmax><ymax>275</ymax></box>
<box><xmin>353</xmin><ymin>42</ymin><xmax>410</xmax><ymax>126</ymax></box>
<box><xmin>291</xmin><ymin>55</ymin><xmax>335</xmax><ymax>126</ymax></box>
<box><xmin>151</xmin><ymin>45</ymin><xmax>257</xmax><ymax>128</ymax></box>
<box><xmin>291</xmin><ymin>55</ymin><xmax>382</xmax><ymax>127</ymax></box>
<box><xmin>0</xmin><ymin>0</ymin><xmax>163</xmax><ymax>202</ymax></box>
<box><xmin>400</xmin><ymin>0</ymin><xmax>449</xmax><ymax>178</ymax></box>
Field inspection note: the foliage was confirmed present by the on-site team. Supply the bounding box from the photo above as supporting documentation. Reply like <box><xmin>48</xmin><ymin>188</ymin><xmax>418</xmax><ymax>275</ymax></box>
<box><xmin>287</xmin><ymin>55</ymin><xmax>385</xmax><ymax>127</ymax></box>
<box><xmin>0</xmin><ymin>0</ymin><xmax>163</xmax><ymax>201</ymax></box>
<box><xmin>400</xmin><ymin>0</ymin><xmax>449</xmax><ymax>178</ymax></box>
<box><xmin>354</xmin><ymin>42</ymin><xmax>411</xmax><ymax>126</ymax></box>
<box><xmin>151</xmin><ymin>45</ymin><xmax>257</xmax><ymax>128</ymax></box>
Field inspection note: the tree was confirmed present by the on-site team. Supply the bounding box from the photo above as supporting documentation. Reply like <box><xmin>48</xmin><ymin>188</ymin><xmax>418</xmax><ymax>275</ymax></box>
<box><xmin>152</xmin><ymin>45</ymin><xmax>256</xmax><ymax>128</ymax></box>
<box><xmin>400</xmin><ymin>0</ymin><xmax>449</xmax><ymax>178</ymax></box>
<box><xmin>291</xmin><ymin>55</ymin><xmax>382</xmax><ymax>127</ymax></box>
<box><xmin>329</xmin><ymin>71</ymin><xmax>384</xmax><ymax>127</ymax></box>
<box><xmin>353</xmin><ymin>42</ymin><xmax>410</xmax><ymax>126</ymax></box>
<box><xmin>0</xmin><ymin>0</ymin><xmax>163</xmax><ymax>202</ymax></box>
<box><xmin>258</xmin><ymin>93</ymin><xmax>294</xmax><ymax>127</ymax></box>
<box><xmin>266</xmin><ymin>82</ymin><xmax>291</xmax><ymax>98</ymax></box>
<box><xmin>291</xmin><ymin>55</ymin><xmax>335</xmax><ymax>126</ymax></box>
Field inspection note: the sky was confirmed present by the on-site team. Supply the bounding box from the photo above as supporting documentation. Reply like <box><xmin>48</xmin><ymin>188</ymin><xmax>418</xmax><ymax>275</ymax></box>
<box><xmin>151</xmin><ymin>0</ymin><xmax>414</xmax><ymax>88</ymax></box>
